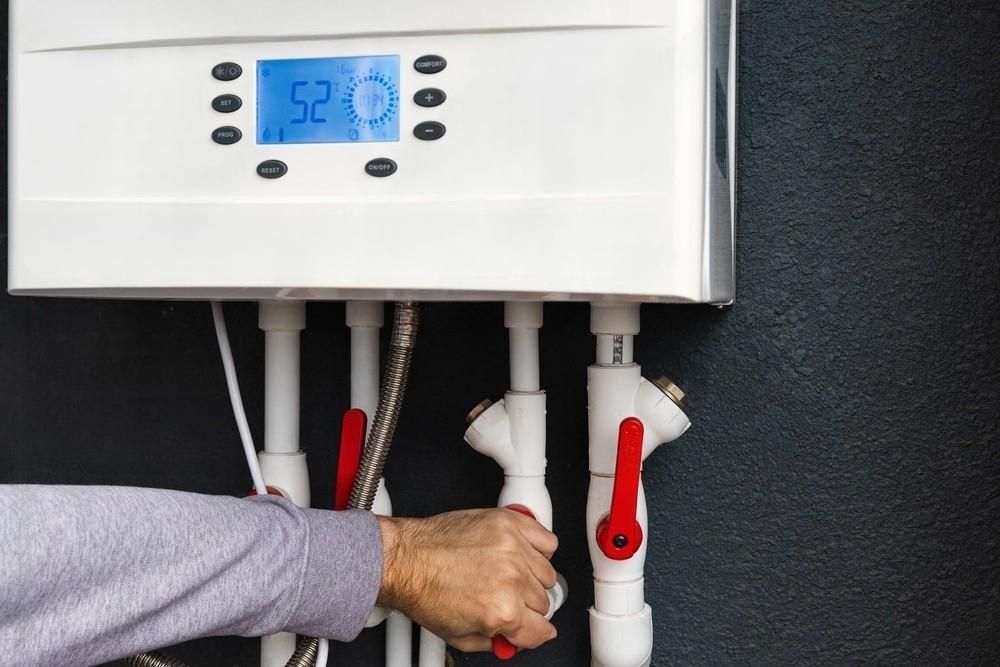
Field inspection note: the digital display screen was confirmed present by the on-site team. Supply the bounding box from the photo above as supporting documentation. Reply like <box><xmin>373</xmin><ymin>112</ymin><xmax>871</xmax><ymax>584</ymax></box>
<box><xmin>257</xmin><ymin>56</ymin><xmax>400</xmax><ymax>144</ymax></box>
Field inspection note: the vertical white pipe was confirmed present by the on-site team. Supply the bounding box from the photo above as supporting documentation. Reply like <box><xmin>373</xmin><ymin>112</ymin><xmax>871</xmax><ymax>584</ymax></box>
<box><xmin>348</xmin><ymin>302</ymin><xmax>416</xmax><ymax>666</ymax></box>
<box><xmin>260</xmin><ymin>302</ymin><xmax>306</xmax><ymax>454</ymax></box>
<box><xmin>351</xmin><ymin>326</ymin><xmax>380</xmax><ymax>417</ymax></box>
<box><xmin>509</xmin><ymin>328</ymin><xmax>540</xmax><ymax>392</ymax></box>
<box><xmin>595</xmin><ymin>334</ymin><xmax>635</xmax><ymax>366</ymax></box>
<box><xmin>505</xmin><ymin>302</ymin><xmax>543</xmax><ymax>392</ymax></box>
<box><xmin>386</xmin><ymin>612</ymin><xmax>413</xmax><ymax>667</ymax></box>
<box><xmin>418</xmin><ymin>628</ymin><xmax>447</xmax><ymax>667</ymax></box>
<box><xmin>258</xmin><ymin>301</ymin><xmax>308</xmax><ymax>667</ymax></box>
<box><xmin>264</xmin><ymin>331</ymin><xmax>299</xmax><ymax>454</ymax></box>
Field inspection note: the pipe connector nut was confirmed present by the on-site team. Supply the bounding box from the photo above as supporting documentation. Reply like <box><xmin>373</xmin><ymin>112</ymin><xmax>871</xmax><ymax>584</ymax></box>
<box><xmin>652</xmin><ymin>376</ymin><xmax>688</xmax><ymax>411</ymax></box>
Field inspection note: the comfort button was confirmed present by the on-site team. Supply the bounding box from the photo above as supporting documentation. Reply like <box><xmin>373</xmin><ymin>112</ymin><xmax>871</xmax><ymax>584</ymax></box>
<box><xmin>414</xmin><ymin>121</ymin><xmax>446</xmax><ymax>141</ymax></box>
<box><xmin>257</xmin><ymin>160</ymin><xmax>288</xmax><ymax>179</ymax></box>
<box><xmin>414</xmin><ymin>88</ymin><xmax>446</xmax><ymax>108</ymax></box>
<box><xmin>414</xmin><ymin>55</ymin><xmax>447</xmax><ymax>74</ymax></box>
<box><xmin>365</xmin><ymin>158</ymin><xmax>398</xmax><ymax>178</ymax></box>
<box><xmin>212</xmin><ymin>126</ymin><xmax>242</xmax><ymax>145</ymax></box>
<box><xmin>212</xmin><ymin>94</ymin><xmax>243</xmax><ymax>113</ymax></box>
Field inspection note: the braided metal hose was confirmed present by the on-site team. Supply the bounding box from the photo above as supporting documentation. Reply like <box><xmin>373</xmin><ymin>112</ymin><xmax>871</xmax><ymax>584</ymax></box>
<box><xmin>285</xmin><ymin>637</ymin><xmax>320</xmax><ymax>667</ymax></box>
<box><xmin>348</xmin><ymin>302</ymin><xmax>420</xmax><ymax>511</ymax></box>
<box><xmin>127</xmin><ymin>637</ymin><xmax>318</xmax><ymax>667</ymax></box>
<box><xmin>126</xmin><ymin>652</ymin><xmax>190</xmax><ymax>667</ymax></box>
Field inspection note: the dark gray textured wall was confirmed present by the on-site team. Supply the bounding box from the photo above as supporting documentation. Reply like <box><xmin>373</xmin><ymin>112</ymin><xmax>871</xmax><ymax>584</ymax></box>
<box><xmin>2</xmin><ymin>1</ymin><xmax>998</xmax><ymax>665</ymax></box>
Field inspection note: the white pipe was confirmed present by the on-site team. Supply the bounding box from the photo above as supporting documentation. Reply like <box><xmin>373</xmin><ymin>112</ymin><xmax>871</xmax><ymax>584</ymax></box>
<box><xmin>385</xmin><ymin>612</ymin><xmax>413</xmax><ymax>667</ymax></box>
<box><xmin>258</xmin><ymin>301</ymin><xmax>309</xmax><ymax>667</ymax></box>
<box><xmin>505</xmin><ymin>302</ymin><xmax>543</xmax><ymax>392</ymax></box>
<box><xmin>595</xmin><ymin>334</ymin><xmax>635</xmax><ymax>366</ymax></box>
<box><xmin>315</xmin><ymin>638</ymin><xmax>329</xmax><ymax>667</ymax></box>
<box><xmin>347</xmin><ymin>302</ymin><xmax>416</xmax><ymax>664</ymax></box>
<box><xmin>418</xmin><ymin>629</ymin><xmax>447</xmax><ymax>667</ymax></box>
<box><xmin>509</xmin><ymin>328</ymin><xmax>540</xmax><ymax>392</ymax></box>
<box><xmin>210</xmin><ymin>302</ymin><xmax>267</xmax><ymax>496</ymax></box>
<box><xmin>260</xmin><ymin>302</ymin><xmax>306</xmax><ymax>454</ymax></box>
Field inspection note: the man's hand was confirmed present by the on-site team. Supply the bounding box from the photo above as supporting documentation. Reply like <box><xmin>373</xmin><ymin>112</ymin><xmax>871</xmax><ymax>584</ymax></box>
<box><xmin>376</xmin><ymin>509</ymin><xmax>559</xmax><ymax>653</ymax></box>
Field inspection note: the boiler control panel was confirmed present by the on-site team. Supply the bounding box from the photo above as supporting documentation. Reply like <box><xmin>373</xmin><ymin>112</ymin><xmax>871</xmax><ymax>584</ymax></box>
<box><xmin>8</xmin><ymin>0</ymin><xmax>737</xmax><ymax>304</ymax></box>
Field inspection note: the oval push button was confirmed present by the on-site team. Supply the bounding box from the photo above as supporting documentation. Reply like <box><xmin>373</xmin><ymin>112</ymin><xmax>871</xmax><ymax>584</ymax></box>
<box><xmin>212</xmin><ymin>126</ymin><xmax>242</xmax><ymax>145</ymax></box>
<box><xmin>212</xmin><ymin>62</ymin><xmax>243</xmax><ymax>82</ymax></box>
<box><xmin>212</xmin><ymin>94</ymin><xmax>243</xmax><ymax>113</ymax></box>
<box><xmin>414</xmin><ymin>88</ymin><xmax>446</xmax><ymax>108</ymax></box>
<box><xmin>414</xmin><ymin>55</ymin><xmax>447</xmax><ymax>74</ymax></box>
<box><xmin>257</xmin><ymin>160</ymin><xmax>288</xmax><ymax>179</ymax></box>
<box><xmin>365</xmin><ymin>158</ymin><xmax>398</xmax><ymax>178</ymax></box>
<box><xmin>414</xmin><ymin>121</ymin><xmax>446</xmax><ymax>141</ymax></box>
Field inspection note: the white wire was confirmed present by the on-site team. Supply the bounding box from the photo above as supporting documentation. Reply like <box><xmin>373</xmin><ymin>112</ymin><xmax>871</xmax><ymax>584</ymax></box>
<box><xmin>211</xmin><ymin>302</ymin><xmax>268</xmax><ymax>496</ymax></box>
<box><xmin>316</xmin><ymin>638</ymin><xmax>329</xmax><ymax>667</ymax></box>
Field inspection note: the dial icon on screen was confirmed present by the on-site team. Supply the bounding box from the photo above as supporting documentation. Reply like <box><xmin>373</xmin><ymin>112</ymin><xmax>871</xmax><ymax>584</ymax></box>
<box><xmin>344</xmin><ymin>69</ymin><xmax>399</xmax><ymax>129</ymax></box>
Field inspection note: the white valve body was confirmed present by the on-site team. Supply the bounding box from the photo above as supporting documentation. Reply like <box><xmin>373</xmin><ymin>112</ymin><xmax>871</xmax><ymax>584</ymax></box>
<box><xmin>587</xmin><ymin>304</ymin><xmax>690</xmax><ymax>667</ymax></box>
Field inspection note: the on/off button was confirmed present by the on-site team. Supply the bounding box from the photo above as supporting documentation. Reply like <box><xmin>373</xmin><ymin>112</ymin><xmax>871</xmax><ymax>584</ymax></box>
<box><xmin>365</xmin><ymin>158</ymin><xmax>398</xmax><ymax>178</ymax></box>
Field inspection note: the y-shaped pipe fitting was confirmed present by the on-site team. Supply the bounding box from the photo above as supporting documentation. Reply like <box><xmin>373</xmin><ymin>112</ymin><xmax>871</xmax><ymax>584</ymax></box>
<box><xmin>587</xmin><ymin>303</ymin><xmax>690</xmax><ymax>667</ymax></box>
<box><xmin>464</xmin><ymin>303</ymin><xmax>567</xmax><ymax>660</ymax></box>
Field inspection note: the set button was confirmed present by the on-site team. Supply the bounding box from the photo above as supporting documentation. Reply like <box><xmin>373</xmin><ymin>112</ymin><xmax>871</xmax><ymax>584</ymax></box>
<box><xmin>414</xmin><ymin>88</ymin><xmax>446</xmax><ymax>108</ymax></box>
<box><xmin>414</xmin><ymin>55</ymin><xmax>447</xmax><ymax>74</ymax></box>
<box><xmin>212</xmin><ymin>62</ymin><xmax>243</xmax><ymax>82</ymax></box>
<box><xmin>212</xmin><ymin>94</ymin><xmax>243</xmax><ymax>113</ymax></box>
<box><xmin>212</xmin><ymin>126</ymin><xmax>242</xmax><ymax>145</ymax></box>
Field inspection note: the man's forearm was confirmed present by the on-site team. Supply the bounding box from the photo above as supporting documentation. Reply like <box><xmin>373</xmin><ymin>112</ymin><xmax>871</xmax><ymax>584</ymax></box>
<box><xmin>0</xmin><ymin>485</ymin><xmax>382</xmax><ymax>667</ymax></box>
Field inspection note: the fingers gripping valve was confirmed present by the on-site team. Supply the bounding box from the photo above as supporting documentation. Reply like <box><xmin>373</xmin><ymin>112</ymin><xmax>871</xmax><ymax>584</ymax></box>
<box><xmin>587</xmin><ymin>303</ymin><xmax>690</xmax><ymax>667</ymax></box>
<box><xmin>464</xmin><ymin>303</ymin><xmax>568</xmax><ymax>661</ymax></box>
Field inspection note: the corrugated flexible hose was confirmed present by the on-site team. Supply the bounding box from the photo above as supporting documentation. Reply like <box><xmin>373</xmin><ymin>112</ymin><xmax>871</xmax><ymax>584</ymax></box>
<box><xmin>349</xmin><ymin>302</ymin><xmax>420</xmax><ymax>511</ymax></box>
<box><xmin>128</xmin><ymin>302</ymin><xmax>420</xmax><ymax>667</ymax></box>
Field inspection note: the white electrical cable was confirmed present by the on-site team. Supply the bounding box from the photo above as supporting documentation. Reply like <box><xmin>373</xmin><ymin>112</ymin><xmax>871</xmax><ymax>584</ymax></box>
<box><xmin>211</xmin><ymin>302</ymin><xmax>268</xmax><ymax>496</ymax></box>
<box><xmin>315</xmin><ymin>639</ymin><xmax>329</xmax><ymax>667</ymax></box>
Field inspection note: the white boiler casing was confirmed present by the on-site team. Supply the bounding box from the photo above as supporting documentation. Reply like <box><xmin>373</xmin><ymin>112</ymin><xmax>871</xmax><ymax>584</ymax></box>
<box><xmin>8</xmin><ymin>0</ymin><xmax>737</xmax><ymax>304</ymax></box>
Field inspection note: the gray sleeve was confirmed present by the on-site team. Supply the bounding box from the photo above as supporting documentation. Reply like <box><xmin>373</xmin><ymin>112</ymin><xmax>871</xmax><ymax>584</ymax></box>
<box><xmin>0</xmin><ymin>485</ymin><xmax>383</xmax><ymax>667</ymax></box>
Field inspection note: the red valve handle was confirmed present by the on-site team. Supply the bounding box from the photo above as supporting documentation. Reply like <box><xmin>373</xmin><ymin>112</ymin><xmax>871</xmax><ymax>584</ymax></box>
<box><xmin>596</xmin><ymin>417</ymin><xmax>645</xmax><ymax>561</ymax></box>
<box><xmin>334</xmin><ymin>409</ymin><xmax>367</xmax><ymax>511</ymax></box>
<box><xmin>492</xmin><ymin>505</ymin><xmax>537</xmax><ymax>661</ymax></box>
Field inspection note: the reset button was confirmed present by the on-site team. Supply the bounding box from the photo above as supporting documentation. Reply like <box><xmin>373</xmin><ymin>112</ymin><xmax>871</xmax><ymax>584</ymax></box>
<box><xmin>257</xmin><ymin>160</ymin><xmax>288</xmax><ymax>179</ymax></box>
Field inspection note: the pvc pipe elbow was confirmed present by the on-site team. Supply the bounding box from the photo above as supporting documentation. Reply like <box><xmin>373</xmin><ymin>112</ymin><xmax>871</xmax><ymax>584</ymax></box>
<box><xmin>633</xmin><ymin>378</ymin><xmax>691</xmax><ymax>461</ymax></box>
<box><xmin>589</xmin><ymin>605</ymin><xmax>653</xmax><ymax>667</ymax></box>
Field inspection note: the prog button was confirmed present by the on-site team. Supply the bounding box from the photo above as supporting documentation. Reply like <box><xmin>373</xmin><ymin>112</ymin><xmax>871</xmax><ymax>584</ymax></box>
<box><xmin>365</xmin><ymin>158</ymin><xmax>398</xmax><ymax>178</ymax></box>
<box><xmin>212</xmin><ymin>126</ymin><xmax>242</xmax><ymax>145</ymax></box>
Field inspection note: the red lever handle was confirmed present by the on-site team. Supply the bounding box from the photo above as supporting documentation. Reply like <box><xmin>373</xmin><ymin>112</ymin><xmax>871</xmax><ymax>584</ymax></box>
<box><xmin>492</xmin><ymin>505</ymin><xmax>537</xmax><ymax>661</ymax></box>
<box><xmin>596</xmin><ymin>417</ymin><xmax>645</xmax><ymax>561</ymax></box>
<box><xmin>334</xmin><ymin>409</ymin><xmax>367</xmax><ymax>511</ymax></box>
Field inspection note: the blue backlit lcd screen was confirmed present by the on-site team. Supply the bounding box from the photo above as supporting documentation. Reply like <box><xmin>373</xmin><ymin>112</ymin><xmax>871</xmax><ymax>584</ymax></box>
<box><xmin>257</xmin><ymin>55</ymin><xmax>400</xmax><ymax>144</ymax></box>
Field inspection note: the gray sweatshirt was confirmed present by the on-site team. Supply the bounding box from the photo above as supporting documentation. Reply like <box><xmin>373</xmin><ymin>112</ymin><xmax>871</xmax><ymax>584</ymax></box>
<box><xmin>0</xmin><ymin>485</ymin><xmax>383</xmax><ymax>667</ymax></box>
